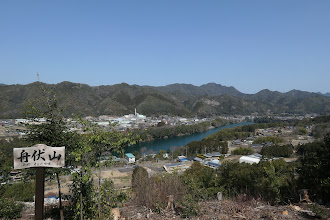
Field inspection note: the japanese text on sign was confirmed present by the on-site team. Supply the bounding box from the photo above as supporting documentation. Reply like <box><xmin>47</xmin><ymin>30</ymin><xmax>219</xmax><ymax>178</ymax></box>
<box><xmin>13</xmin><ymin>144</ymin><xmax>65</xmax><ymax>169</ymax></box>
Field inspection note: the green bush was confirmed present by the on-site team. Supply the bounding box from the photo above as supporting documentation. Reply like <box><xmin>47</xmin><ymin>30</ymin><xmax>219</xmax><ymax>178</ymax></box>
<box><xmin>0</xmin><ymin>181</ymin><xmax>35</xmax><ymax>202</ymax></box>
<box><xmin>177</xmin><ymin>194</ymin><xmax>199</xmax><ymax>218</ymax></box>
<box><xmin>309</xmin><ymin>203</ymin><xmax>327</xmax><ymax>218</ymax></box>
<box><xmin>215</xmin><ymin>160</ymin><xmax>296</xmax><ymax>204</ymax></box>
<box><xmin>297</xmin><ymin>134</ymin><xmax>330</xmax><ymax>203</ymax></box>
<box><xmin>261</xmin><ymin>144</ymin><xmax>293</xmax><ymax>157</ymax></box>
<box><xmin>231</xmin><ymin>147</ymin><xmax>254</xmax><ymax>155</ymax></box>
<box><xmin>296</xmin><ymin>126</ymin><xmax>307</xmax><ymax>135</ymax></box>
<box><xmin>0</xmin><ymin>198</ymin><xmax>24</xmax><ymax>219</ymax></box>
<box><xmin>181</xmin><ymin>162</ymin><xmax>218</xmax><ymax>200</ymax></box>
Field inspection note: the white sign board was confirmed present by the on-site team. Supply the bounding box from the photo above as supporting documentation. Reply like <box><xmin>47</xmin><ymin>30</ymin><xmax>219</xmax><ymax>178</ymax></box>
<box><xmin>13</xmin><ymin>144</ymin><xmax>65</xmax><ymax>169</ymax></box>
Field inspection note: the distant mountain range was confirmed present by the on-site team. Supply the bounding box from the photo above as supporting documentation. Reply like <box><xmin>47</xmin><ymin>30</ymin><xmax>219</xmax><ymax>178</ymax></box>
<box><xmin>1</xmin><ymin>81</ymin><xmax>330</xmax><ymax>118</ymax></box>
<box><xmin>318</xmin><ymin>92</ymin><xmax>330</xmax><ymax>97</ymax></box>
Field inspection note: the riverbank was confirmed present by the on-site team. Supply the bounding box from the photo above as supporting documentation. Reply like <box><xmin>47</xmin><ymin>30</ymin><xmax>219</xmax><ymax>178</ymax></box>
<box><xmin>125</xmin><ymin>122</ymin><xmax>254</xmax><ymax>154</ymax></box>
<box><xmin>133</xmin><ymin>120</ymin><xmax>230</xmax><ymax>143</ymax></box>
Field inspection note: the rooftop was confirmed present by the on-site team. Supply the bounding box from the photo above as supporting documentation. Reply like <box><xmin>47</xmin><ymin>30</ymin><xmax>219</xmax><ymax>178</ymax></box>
<box><xmin>125</xmin><ymin>153</ymin><xmax>135</xmax><ymax>158</ymax></box>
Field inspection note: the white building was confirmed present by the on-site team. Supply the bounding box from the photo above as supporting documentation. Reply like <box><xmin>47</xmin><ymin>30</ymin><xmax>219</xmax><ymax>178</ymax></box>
<box><xmin>239</xmin><ymin>156</ymin><xmax>260</xmax><ymax>164</ymax></box>
<box><xmin>15</xmin><ymin>119</ymin><xmax>29</xmax><ymax>124</ymax></box>
<box><xmin>125</xmin><ymin>153</ymin><xmax>135</xmax><ymax>163</ymax></box>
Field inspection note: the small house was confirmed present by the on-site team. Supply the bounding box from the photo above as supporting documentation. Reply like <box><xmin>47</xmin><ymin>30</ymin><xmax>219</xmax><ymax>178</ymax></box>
<box><xmin>205</xmin><ymin>161</ymin><xmax>221</xmax><ymax>169</ymax></box>
<box><xmin>163</xmin><ymin>163</ymin><xmax>191</xmax><ymax>173</ymax></box>
<box><xmin>125</xmin><ymin>153</ymin><xmax>135</xmax><ymax>163</ymax></box>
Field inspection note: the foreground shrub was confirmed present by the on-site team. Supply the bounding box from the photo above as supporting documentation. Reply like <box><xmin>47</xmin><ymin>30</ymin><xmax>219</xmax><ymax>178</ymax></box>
<box><xmin>181</xmin><ymin>162</ymin><xmax>219</xmax><ymax>200</ymax></box>
<box><xmin>297</xmin><ymin>133</ymin><xmax>330</xmax><ymax>203</ymax></box>
<box><xmin>308</xmin><ymin>203</ymin><xmax>327</xmax><ymax>218</ymax></box>
<box><xmin>98</xmin><ymin>179</ymin><xmax>127</xmax><ymax>218</ymax></box>
<box><xmin>0</xmin><ymin>198</ymin><xmax>24</xmax><ymax>219</ymax></box>
<box><xmin>176</xmin><ymin>194</ymin><xmax>199</xmax><ymax>218</ymax></box>
<box><xmin>0</xmin><ymin>181</ymin><xmax>35</xmax><ymax>202</ymax></box>
<box><xmin>132</xmin><ymin>167</ymin><xmax>186</xmax><ymax>211</ymax></box>
<box><xmin>216</xmin><ymin>160</ymin><xmax>297</xmax><ymax>204</ymax></box>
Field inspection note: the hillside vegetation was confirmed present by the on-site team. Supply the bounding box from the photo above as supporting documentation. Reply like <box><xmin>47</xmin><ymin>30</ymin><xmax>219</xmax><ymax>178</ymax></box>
<box><xmin>1</xmin><ymin>81</ymin><xmax>330</xmax><ymax>118</ymax></box>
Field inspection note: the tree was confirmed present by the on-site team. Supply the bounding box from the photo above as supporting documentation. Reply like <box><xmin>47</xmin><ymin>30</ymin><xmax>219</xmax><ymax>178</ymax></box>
<box><xmin>133</xmin><ymin>151</ymin><xmax>140</xmax><ymax>160</ymax></box>
<box><xmin>297</xmin><ymin>133</ymin><xmax>330</xmax><ymax>203</ymax></box>
<box><xmin>261</xmin><ymin>144</ymin><xmax>293</xmax><ymax>158</ymax></box>
<box><xmin>98</xmin><ymin>179</ymin><xmax>127</xmax><ymax>218</ymax></box>
<box><xmin>140</xmin><ymin>147</ymin><xmax>147</xmax><ymax>157</ymax></box>
<box><xmin>231</xmin><ymin>147</ymin><xmax>254</xmax><ymax>155</ymax></box>
<box><xmin>182</xmin><ymin>162</ymin><xmax>216</xmax><ymax>200</ymax></box>
<box><xmin>132</xmin><ymin>166</ymin><xmax>148</xmax><ymax>189</ymax></box>
<box><xmin>295</xmin><ymin>126</ymin><xmax>307</xmax><ymax>135</ymax></box>
<box><xmin>0</xmin><ymin>138</ymin><xmax>27</xmax><ymax>182</ymax></box>
<box><xmin>23</xmin><ymin>82</ymin><xmax>137</xmax><ymax>219</ymax></box>
<box><xmin>24</xmin><ymin>84</ymin><xmax>77</xmax><ymax>219</ymax></box>
<box><xmin>220</xmin><ymin>141</ymin><xmax>229</xmax><ymax>154</ymax></box>
<box><xmin>70</xmin><ymin>118</ymin><xmax>137</xmax><ymax>219</ymax></box>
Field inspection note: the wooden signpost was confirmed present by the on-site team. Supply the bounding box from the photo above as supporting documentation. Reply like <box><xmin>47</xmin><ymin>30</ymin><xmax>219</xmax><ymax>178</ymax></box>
<box><xmin>13</xmin><ymin>144</ymin><xmax>65</xmax><ymax>220</ymax></box>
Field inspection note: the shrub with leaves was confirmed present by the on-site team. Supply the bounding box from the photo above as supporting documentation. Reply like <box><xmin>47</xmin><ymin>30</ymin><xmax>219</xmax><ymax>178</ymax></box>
<box><xmin>231</xmin><ymin>147</ymin><xmax>254</xmax><ymax>155</ymax></box>
<box><xmin>309</xmin><ymin>203</ymin><xmax>327</xmax><ymax>218</ymax></box>
<box><xmin>0</xmin><ymin>198</ymin><xmax>24</xmax><ymax>219</ymax></box>
<box><xmin>132</xmin><ymin>166</ymin><xmax>186</xmax><ymax>211</ymax></box>
<box><xmin>297</xmin><ymin>133</ymin><xmax>330</xmax><ymax>203</ymax></box>
<box><xmin>98</xmin><ymin>179</ymin><xmax>127</xmax><ymax>218</ymax></box>
<box><xmin>0</xmin><ymin>181</ymin><xmax>35</xmax><ymax>202</ymax></box>
<box><xmin>261</xmin><ymin>144</ymin><xmax>293</xmax><ymax>157</ymax></box>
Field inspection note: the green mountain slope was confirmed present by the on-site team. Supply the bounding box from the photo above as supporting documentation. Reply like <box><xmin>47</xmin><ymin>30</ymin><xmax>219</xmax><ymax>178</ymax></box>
<box><xmin>1</xmin><ymin>81</ymin><xmax>330</xmax><ymax>118</ymax></box>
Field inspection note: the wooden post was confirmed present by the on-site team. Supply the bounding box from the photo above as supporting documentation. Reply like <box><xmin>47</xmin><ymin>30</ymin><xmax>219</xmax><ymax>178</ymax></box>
<box><xmin>56</xmin><ymin>172</ymin><xmax>64</xmax><ymax>220</ymax></box>
<box><xmin>35</xmin><ymin>167</ymin><xmax>45</xmax><ymax>220</ymax></box>
<box><xmin>13</xmin><ymin>145</ymin><xmax>66</xmax><ymax>220</ymax></box>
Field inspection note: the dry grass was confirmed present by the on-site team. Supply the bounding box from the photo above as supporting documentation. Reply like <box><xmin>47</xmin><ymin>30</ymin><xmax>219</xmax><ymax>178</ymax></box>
<box><xmin>120</xmin><ymin>198</ymin><xmax>330</xmax><ymax>220</ymax></box>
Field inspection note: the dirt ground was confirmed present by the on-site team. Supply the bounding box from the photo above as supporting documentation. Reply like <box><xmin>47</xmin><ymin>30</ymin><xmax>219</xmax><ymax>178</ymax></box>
<box><xmin>44</xmin><ymin>159</ymin><xmax>176</xmax><ymax>197</ymax></box>
<box><xmin>120</xmin><ymin>199</ymin><xmax>330</xmax><ymax>220</ymax></box>
<box><xmin>17</xmin><ymin>198</ymin><xmax>330</xmax><ymax>220</ymax></box>
<box><xmin>44</xmin><ymin>168</ymin><xmax>133</xmax><ymax>197</ymax></box>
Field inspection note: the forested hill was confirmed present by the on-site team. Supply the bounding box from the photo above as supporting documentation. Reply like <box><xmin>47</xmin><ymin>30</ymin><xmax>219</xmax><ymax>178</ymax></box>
<box><xmin>1</xmin><ymin>81</ymin><xmax>330</xmax><ymax>118</ymax></box>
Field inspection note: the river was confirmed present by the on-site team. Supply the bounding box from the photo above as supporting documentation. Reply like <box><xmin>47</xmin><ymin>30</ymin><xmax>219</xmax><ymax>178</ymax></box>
<box><xmin>125</xmin><ymin>122</ymin><xmax>253</xmax><ymax>154</ymax></box>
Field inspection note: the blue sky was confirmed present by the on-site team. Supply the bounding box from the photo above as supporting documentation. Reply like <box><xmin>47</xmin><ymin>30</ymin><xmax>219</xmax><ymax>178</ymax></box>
<box><xmin>1</xmin><ymin>1</ymin><xmax>329</xmax><ymax>94</ymax></box>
